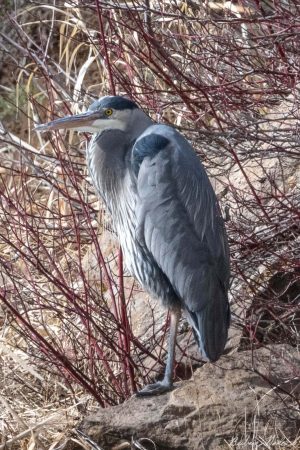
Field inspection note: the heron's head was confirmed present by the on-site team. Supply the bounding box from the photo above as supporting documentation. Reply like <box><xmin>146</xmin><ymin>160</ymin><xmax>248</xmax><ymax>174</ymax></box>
<box><xmin>35</xmin><ymin>96</ymin><xmax>141</xmax><ymax>134</ymax></box>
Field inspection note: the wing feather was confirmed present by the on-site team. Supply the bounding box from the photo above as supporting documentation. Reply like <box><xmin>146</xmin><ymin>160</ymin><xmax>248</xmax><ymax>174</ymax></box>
<box><xmin>132</xmin><ymin>125</ymin><xmax>230</xmax><ymax>361</ymax></box>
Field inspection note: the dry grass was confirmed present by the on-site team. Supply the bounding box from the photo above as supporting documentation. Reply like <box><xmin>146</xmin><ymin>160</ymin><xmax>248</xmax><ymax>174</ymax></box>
<box><xmin>0</xmin><ymin>324</ymin><xmax>92</xmax><ymax>449</ymax></box>
<box><xmin>0</xmin><ymin>0</ymin><xmax>299</xmax><ymax>448</ymax></box>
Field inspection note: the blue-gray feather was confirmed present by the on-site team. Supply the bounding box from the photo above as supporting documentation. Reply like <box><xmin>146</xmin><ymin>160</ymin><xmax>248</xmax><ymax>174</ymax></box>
<box><xmin>132</xmin><ymin>124</ymin><xmax>230</xmax><ymax>361</ymax></box>
<box><xmin>132</xmin><ymin>134</ymin><xmax>169</xmax><ymax>176</ymax></box>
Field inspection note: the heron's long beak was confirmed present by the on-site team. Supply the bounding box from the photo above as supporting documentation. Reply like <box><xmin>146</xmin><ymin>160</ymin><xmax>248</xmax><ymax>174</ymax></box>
<box><xmin>34</xmin><ymin>110</ymin><xmax>102</xmax><ymax>132</ymax></box>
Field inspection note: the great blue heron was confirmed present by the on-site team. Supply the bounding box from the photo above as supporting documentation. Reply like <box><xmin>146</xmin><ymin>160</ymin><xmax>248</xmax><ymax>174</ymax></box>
<box><xmin>35</xmin><ymin>96</ymin><xmax>230</xmax><ymax>396</ymax></box>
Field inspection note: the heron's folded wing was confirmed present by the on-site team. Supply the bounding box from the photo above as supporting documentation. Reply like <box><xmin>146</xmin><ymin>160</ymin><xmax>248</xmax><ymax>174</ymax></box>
<box><xmin>132</xmin><ymin>126</ymin><xmax>229</xmax><ymax>313</ymax></box>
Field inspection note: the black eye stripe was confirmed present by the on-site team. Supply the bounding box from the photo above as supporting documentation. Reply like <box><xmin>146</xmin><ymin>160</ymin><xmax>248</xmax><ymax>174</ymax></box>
<box><xmin>89</xmin><ymin>96</ymin><xmax>138</xmax><ymax>111</ymax></box>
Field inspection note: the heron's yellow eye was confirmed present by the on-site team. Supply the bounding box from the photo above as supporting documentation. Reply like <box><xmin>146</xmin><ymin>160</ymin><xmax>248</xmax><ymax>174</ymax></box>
<box><xmin>105</xmin><ymin>108</ymin><xmax>113</xmax><ymax>116</ymax></box>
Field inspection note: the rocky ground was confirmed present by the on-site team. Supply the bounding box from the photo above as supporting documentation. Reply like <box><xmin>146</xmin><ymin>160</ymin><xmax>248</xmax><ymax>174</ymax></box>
<box><xmin>77</xmin><ymin>346</ymin><xmax>299</xmax><ymax>450</ymax></box>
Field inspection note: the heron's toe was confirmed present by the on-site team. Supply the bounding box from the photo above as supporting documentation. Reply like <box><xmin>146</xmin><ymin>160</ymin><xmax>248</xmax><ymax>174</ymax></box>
<box><xmin>136</xmin><ymin>381</ymin><xmax>173</xmax><ymax>397</ymax></box>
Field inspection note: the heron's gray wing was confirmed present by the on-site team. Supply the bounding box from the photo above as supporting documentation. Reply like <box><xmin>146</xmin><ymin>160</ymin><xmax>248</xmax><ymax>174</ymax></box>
<box><xmin>132</xmin><ymin>125</ymin><xmax>230</xmax><ymax>361</ymax></box>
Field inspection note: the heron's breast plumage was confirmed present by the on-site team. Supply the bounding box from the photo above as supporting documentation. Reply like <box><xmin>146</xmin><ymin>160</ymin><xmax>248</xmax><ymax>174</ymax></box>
<box><xmin>113</xmin><ymin>172</ymin><xmax>178</xmax><ymax>306</ymax></box>
<box><xmin>87</xmin><ymin>134</ymin><xmax>177</xmax><ymax>306</ymax></box>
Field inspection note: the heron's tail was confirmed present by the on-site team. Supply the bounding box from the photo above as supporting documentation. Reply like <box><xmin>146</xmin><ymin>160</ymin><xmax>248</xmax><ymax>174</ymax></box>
<box><xmin>186</xmin><ymin>285</ymin><xmax>230</xmax><ymax>362</ymax></box>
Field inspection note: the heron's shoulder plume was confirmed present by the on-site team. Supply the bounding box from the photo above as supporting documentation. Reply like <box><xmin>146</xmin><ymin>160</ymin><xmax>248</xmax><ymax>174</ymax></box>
<box><xmin>132</xmin><ymin>133</ymin><xmax>170</xmax><ymax>176</ymax></box>
<box><xmin>91</xmin><ymin>96</ymin><xmax>138</xmax><ymax>111</ymax></box>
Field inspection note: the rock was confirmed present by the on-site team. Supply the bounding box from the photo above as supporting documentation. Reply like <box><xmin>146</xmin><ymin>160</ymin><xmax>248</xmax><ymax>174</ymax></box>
<box><xmin>78</xmin><ymin>346</ymin><xmax>299</xmax><ymax>450</ymax></box>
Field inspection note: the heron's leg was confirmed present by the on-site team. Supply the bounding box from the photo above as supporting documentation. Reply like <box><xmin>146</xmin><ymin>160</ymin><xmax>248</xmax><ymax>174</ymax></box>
<box><xmin>136</xmin><ymin>309</ymin><xmax>181</xmax><ymax>397</ymax></box>
<box><xmin>162</xmin><ymin>308</ymin><xmax>180</xmax><ymax>385</ymax></box>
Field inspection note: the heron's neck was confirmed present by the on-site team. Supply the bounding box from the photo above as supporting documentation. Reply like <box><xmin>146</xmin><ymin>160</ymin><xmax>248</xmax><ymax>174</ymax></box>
<box><xmin>128</xmin><ymin>110</ymin><xmax>153</xmax><ymax>140</ymax></box>
<box><xmin>86</xmin><ymin>129</ymin><xmax>132</xmax><ymax>213</ymax></box>
<box><xmin>87</xmin><ymin>112</ymin><xmax>152</xmax><ymax>211</ymax></box>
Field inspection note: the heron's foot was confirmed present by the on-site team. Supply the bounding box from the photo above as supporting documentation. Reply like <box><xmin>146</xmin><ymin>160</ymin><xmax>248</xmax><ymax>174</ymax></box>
<box><xmin>136</xmin><ymin>380</ymin><xmax>173</xmax><ymax>397</ymax></box>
